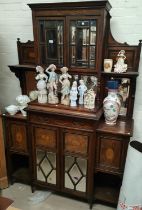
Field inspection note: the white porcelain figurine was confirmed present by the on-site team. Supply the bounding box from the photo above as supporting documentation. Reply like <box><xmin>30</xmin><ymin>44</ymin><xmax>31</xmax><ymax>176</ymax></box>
<box><xmin>70</xmin><ymin>81</ymin><xmax>78</xmax><ymax>107</ymax></box>
<box><xmin>59</xmin><ymin>67</ymin><xmax>72</xmax><ymax>105</ymax></box>
<box><xmin>84</xmin><ymin>89</ymin><xmax>96</xmax><ymax>109</ymax></box>
<box><xmin>114</xmin><ymin>50</ymin><xmax>128</xmax><ymax>73</ymax></box>
<box><xmin>16</xmin><ymin>95</ymin><xmax>30</xmax><ymax>116</ymax></box>
<box><xmin>35</xmin><ymin>66</ymin><xmax>48</xmax><ymax>82</ymax></box>
<box><xmin>78</xmin><ymin>79</ymin><xmax>87</xmax><ymax>105</ymax></box>
<box><xmin>36</xmin><ymin>80</ymin><xmax>47</xmax><ymax>104</ymax></box>
<box><xmin>35</xmin><ymin>65</ymin><xmax>48</xmax><ymax>104</ymax></box>
<box><xmin>45</xmin><ymin>64</ymin><xmax>59</xmax><ymax>104</ymax></box>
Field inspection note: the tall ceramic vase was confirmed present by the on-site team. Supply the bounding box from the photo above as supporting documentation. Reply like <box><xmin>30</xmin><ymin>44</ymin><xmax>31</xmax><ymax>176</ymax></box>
<box><xmin>103</xmin><ymin>80</ymin><xmax>121</xmax><ymax>125</ymax></box>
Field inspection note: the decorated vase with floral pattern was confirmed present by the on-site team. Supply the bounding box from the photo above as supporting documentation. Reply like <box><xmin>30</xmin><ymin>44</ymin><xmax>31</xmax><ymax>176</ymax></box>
<box><xmin>103</xmin><ymin>80</ymin><xmax>121</xmax><ymax>125</ymax></box>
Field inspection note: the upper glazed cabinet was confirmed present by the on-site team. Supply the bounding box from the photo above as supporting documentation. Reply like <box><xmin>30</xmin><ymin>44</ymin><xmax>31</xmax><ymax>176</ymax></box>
<box><xmin>28</xmin><ymin>1</ymin><xmax>111</xmax><ymax>73</ymax></box>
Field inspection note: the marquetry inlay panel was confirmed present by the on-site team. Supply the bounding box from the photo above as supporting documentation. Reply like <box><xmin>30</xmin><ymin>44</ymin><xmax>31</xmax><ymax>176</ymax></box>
<box><xmin>99</xmin><ymin>137</ymin><xmax>122</xmax><ymax>169</ymax></box>
<box><xmin>11</xmin><ymin>124</ymin><xmax>27</xmax><ymax>153</ymax></box>
<box><xmin>64</xmin><ymin>133</ymin><xmax>88</xmax><ymax>155</ymax></box>
<box><xmin>35</xmin><ymin>127</ymin><xmax>56</xmax><ymax>149</ymax></box>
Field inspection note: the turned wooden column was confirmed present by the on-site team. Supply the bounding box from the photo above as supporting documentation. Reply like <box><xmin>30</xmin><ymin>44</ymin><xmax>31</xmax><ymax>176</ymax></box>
<box><xmin>0</xmin><ymin>112</ymin><xmax>8</xmax><ymax>189</ymax></box>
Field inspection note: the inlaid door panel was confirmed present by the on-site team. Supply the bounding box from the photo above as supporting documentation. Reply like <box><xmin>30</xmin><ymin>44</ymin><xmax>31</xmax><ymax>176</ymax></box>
<box><xmin>97</xmin><ymin>135</ymin><xmax>122</xmax><ymax>172</ymax></box>
<box><xmin>62</xmin><ymin>129</ymin><xmax>92</xmax><ymax>194</ymax></box>
<box><xmin>64</xmin><ymin>132</ymin><xmax>88</xmax><ymax>155</ymax></box>
<box><xmin>35</xmin><ymin>127</ymin><xmax>57</xmax><ymax>150</ymax></box>
<box><xmin>10</xmin><ymin>123</ymin><xmax>27</xmax><ymax>153</ymax></box>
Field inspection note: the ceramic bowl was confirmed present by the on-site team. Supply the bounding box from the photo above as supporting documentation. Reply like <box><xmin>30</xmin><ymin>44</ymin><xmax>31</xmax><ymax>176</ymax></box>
<box><xmin>5</xmin><ymin>105</ymin><xmax>19</xmax><ymax>115</ymax></box>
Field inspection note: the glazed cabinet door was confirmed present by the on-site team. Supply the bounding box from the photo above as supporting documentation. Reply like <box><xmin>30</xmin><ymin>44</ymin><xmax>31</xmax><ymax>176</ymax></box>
<box><xmin>35</xmin><ymin>15</ymin><xmax>101</xmax><ymax>72</ymax></box>
<box><xmin>67</xmin><ymin>16</ymin><xmax>98</xmax><ymax>73</ymax></box>
<box><xmin>31</xmin><ymin>125</ymin><xmax>60</xmax><ymax>189</ymax></box>
<box><xmin>36</xmin><ymin>17</ymin><xmax>65</xmax><ymax>66</ymax></box>
<box><xmin>61</xmin><ymin>128</ymin><xmax>94</xmax><ymax>198</ymax></box>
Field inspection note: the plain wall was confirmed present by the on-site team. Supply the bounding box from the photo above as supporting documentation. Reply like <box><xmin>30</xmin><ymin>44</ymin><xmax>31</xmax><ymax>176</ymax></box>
<box><xmin>0</xmin><ymin>0</ymin><xmax>142</xmax><ymax>141</ymax></box>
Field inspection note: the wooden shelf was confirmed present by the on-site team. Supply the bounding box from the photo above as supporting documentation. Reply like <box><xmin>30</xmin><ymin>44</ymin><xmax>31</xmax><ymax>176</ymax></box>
<box><xmin>12</xmin><ymin>167</ymin><xmax>30</xmax><ymax>184</ymax></box>
<box><xmin>3</xmin><ymin>112</ymin><xmax>27</xmax><ymax>120</ymax></box>
<box><xmin>101</xmin><ymin>71</ymin><xmax>139</xmax><ymax>77</ymax></box>
<box><xmin>96</xmin><ymin>119</ymin><xmax>134</xmax><ymax>137</ymax></box>
<box><xmin>94</xmin><ymin>186</ymin><xmax>119</xmax><ymax>205</ymax></box>
<box><xmin>94</xmin><ymin>172</ymin><xmax>121</xmax><ymax>205</ymax></box>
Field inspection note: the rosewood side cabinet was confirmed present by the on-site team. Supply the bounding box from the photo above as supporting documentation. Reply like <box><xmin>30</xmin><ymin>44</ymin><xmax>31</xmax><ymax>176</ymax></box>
<box><xmin>3</xmin><ymin>1</ymin><xmax>141</xmax><ymax>208</ymax></box>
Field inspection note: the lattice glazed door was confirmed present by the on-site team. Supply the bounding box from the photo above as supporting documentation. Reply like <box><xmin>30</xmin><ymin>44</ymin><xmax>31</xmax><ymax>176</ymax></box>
<box><xmin>65</xmin><ymin>156</ymin><xmax>87</xmax><ymax>192</ymax></box>
<box><xmin>61</xmin><ymin>128</ymin><xmax>92</xmax><ymax>196</ymax></box>
<box><xmin>36</xmin><ymin>149</ymin><xmax>56</xmax><ymax>184</ymax></box>
<box><xmin>32</xmin><ymin>125</ymin><xmax>59</xmax><ymax>189</ymax></box>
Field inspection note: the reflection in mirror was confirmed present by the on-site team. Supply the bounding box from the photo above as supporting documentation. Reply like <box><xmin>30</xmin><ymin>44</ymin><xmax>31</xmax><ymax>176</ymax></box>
<box><xmin>117</xmin><ymin>78</ymin><xmax>130</xmax><ymax>116</ymax></box>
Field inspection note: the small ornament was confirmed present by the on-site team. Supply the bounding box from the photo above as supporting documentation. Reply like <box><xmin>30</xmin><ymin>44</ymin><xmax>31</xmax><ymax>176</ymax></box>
<box><xmin>46</xmin><ymin>64</ymin><xmax>59</xmax><ymax>104</ymax></box>
<box><xmin>103</xmin><ymin>80</ymin><xmax>121</xmax><ymax>125</ymax></box>
<box><xmin>78</xmin><ymin>79</ymin><xmax>87</xmax><ymax>105</ymax></box>
<box><xmin>84</xmin><ymin>89</ymin><xmax>96</xmax><ymax>109</ymax></box>
<box><xmin>114</xmin><ymin>50</ymin><xmax>128</xmax><ymax>73</ymax></box>
<box><xmin>16</xmin><ymin>95</ymin><xmax>30</xmax><ymax>116</ymax></box>
<box><xmin>104</xmin><ymin>59</ymin><xmax>113</xmax><ymax>72</ymax></box>
<box><xmin>70</xmin><ymin>81</ymin><xmax>78</xmax><ymax>107</ymax></box>
<box><xmin>59</xmin><ymin>67</ymin><xmax>72</xmax><ymax>105</ymax></box>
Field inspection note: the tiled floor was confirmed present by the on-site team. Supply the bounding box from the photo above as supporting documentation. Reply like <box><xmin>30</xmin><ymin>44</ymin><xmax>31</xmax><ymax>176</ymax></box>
<box><xmin>1</xmin><ymin>183</ymin><xmax>116</xmax><ymax>210</ymax></box>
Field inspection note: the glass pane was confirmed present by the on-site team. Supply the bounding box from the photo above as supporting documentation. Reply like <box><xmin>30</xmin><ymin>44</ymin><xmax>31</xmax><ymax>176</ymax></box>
<box><xmin>71</xmin><ymin>27</ymin><xmax>76</xmax><ymax>44</ymax></box>
<box><xmin>46</xmin><ymin>29</ymin><xmax>57</xmax><ymax>59</ymax></box>
<box><xmin>47</xmin><ymin>170</ymin><xmax>56</xmax><ymax>184</ymax></box>
<box><xmin>77</xmin><ymin>158</ymin><xmax>87</xmax><ymax>175</ymax></box>
<box><xmin>39</xmin><ymin>20</ymin><xmax>64</xmax><ymax>66</ymax></box>
<box><xmin>57</xmin><ymin>25</ymin><xmax>63</xmax><ymax>44</ymax></box>
<box><xmin>64</xmin><ymin>156</ymin><xmax>87</xmax><ymax>192</ymax></box>
<box><xmin>65</xmin><ymin>173</ymin><xmax>74</xmax><ymax>189</ymax></box>
<box><xmin>40</xmin><ymin>45</ymin><xmax>46</xmax><ymax>64</ymax></box>
<box><xmin>36</xmin><ymin>149</ymin><xmax>56</xmax><ymax>184</ymax></box>
<box><xmin>91</xmin><ymin>20</ymin><xmax>96</xmax><ymax>31</ymax></box>
<box><xmin>39</xmin><ymin>21</ymin><xmax>45</xmax><ymax>42</ymax></box>
<box><xmin>70</xmin><ymin>46</ymin><xmax>76</xmax><ymax>65</ymax></box>
<box><xmin>76</xmin><ymin>177</ymin><xmax>86</xmax><ymax>192</ymax></box>
<box><xmin>90</xmin><ymin>32</ymin><xmax>96</xmax><ymax>44</ymax></box>
<box><xmin>77</xmin><ymin>20</ymin><xmax>89</xmax><ymax>27</ymax></box>
<box><xmin>69</xmin><ymin>19</ymin><xmax>96</xmax><ymax>68</ymax></box>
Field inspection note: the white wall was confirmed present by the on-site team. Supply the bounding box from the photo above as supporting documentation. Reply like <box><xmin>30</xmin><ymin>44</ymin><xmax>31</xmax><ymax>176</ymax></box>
<box><xmin>0</xmin><ymin>0</ymin><xmax>142</xmax><ymax>141</ymax></box>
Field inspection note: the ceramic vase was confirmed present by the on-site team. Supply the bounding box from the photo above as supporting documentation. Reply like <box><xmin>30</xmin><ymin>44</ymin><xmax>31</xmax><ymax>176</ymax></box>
<box><xmin>103</xmin><ymin>81</ymin><xmax>121</xmax><ymax>125</ymax></box>
<box><xmin>104</xmin><ymin>59</ymin><xmax>113</xmax><ymax>73</ymax></box>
